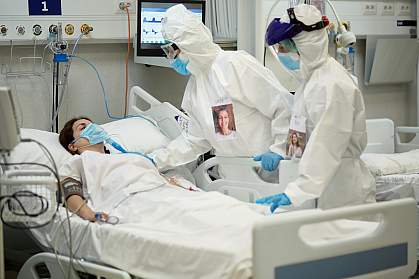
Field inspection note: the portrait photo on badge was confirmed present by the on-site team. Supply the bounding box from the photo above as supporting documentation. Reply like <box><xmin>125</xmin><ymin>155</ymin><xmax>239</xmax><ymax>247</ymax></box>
<box><xmin>211</xmin><ymin>104</ymin><xmax>237</xmax><ymax>141</ymax></box>
<box><xmin>286</xmin><ymin>129</ymin><xmax>306</xmax><ymax>159</ymax></box>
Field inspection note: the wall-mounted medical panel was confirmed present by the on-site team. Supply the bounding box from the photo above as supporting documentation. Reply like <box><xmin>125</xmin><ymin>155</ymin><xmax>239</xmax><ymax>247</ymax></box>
<box><xmin>242</xmin><ymin>0</ymin><xmax>416</xmax><ymax>62</ymax></box>
<box><xmin>0</xmin><ymin>0</ymin><xmax>136</xmax><ymax>42</ymax></box>
<box><xmin>365</xmin><ymin>36</ymin><xmax>418</xmax><ymax>84</ymax></box>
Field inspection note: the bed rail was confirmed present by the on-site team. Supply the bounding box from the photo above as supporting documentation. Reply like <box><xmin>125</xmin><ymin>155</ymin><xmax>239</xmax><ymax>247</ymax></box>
<box><xmin>17</xmin><ymin>252</ymin><xmax>132</xmax><ymax>279</ymax></box>
<box><xmin>128</xmin><ymin>86</ymin><xmax>189</xmax><ymax>140</ymax></box>
<box><xmin>396</xmin><ymin>126</ymin><xmax>419</xmax><ymax>153</ymax></box>
<box><xmin>365</xmin><ymin>118</ymin><xmax>419</xmax><ymax>154</ymax></box>
<box><xmin>365</xmin><ymin>118</ymin><xmax>395</xmax><ymax>154</ymax></box>
<box><xmin>193</xmin><ymin>157</ymin><xmax>305</xmax><ymax>205</ymax></box>
<box><xmin>253</xmin><ymin>198</ymin><xmax>417</xmax><ymax>279</ymax></box>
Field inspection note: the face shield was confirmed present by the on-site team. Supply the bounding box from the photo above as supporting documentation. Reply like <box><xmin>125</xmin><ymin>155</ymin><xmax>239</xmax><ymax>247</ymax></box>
<box><xmin>161</xmin><ymin>42</ymin><xmax>180</xmax><ymax>60</ymax></box>
<box><xmin>271</xmin><ymin>39</ymin><xmax>300</xmax><ymax>71</ymax></box>
<box><xmin>161</xmin><ymin>42</ymin><xmax>190</xmax><ymax>75</ymax></box>
<box><xmin>265</xmin><ymin>6</ymin><xmax>329</xmax><ymax>74</ymax></box>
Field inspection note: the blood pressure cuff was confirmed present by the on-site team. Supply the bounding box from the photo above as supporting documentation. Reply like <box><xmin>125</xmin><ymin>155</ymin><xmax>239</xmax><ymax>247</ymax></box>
<box><xmin>61</xmin><ymin>177</ymin><xmax>84</xmax><ymax>200</ymax></box>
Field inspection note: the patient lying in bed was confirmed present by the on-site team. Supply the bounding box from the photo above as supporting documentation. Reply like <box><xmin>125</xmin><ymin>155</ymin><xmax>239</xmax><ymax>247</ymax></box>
<box><xmin>58</xmin><ymin>117</ymin><xmax>200</xmax><ymax>222</ymax></box>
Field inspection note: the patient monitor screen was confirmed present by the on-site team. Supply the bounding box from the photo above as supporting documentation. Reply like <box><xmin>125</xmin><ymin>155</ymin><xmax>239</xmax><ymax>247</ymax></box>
<box><xmin>137</xmin><ymin>1</ymin><xmax>205</xmax><ymax>57</ymax></box>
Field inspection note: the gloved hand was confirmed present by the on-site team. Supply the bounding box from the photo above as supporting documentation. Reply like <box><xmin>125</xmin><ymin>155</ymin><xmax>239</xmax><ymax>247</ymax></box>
<box><xmin>256</xmin><ymin>193</ymin><xmax>291</xmax><ymax>213</ymax></box>
<box><xmin>253</xmin><ymin>151</ymin><xmax>284</xmax><ymax>171</ymax></box>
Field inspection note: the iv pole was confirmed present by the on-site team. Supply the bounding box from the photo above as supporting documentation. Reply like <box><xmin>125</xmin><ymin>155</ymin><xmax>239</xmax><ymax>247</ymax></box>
<box><xmin>50</xmin><ymin>23</ymin><xmax>68</xmax><ymax>133</ymax></box>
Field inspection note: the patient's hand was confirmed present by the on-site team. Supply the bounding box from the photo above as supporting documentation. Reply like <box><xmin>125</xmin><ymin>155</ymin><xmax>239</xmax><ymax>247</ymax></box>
<box><xmin>167</xmin><ymin>176</ymin><xmax>179</xmax><ymax>185</ymax></box>
<box><xmin>94</xmin><ymin>212</ymin><xmax>109</xmax><ymax>222</ymax></box>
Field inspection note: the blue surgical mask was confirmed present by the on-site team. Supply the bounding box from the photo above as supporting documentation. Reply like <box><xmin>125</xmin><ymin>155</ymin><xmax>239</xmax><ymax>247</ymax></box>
<box><xmin>277</xmin><ymin>53</ymin><xmax>300</xmax><ymax>71</ymax></box>
<box><xmin>72</xmin><ymin>123</ymin><xmax>109</xmax><ymax>146</ymax></box>
<box><xmin>170</xmin><ymin>57</ymin><xmax>190</xmax><ymax>76</ymax></box>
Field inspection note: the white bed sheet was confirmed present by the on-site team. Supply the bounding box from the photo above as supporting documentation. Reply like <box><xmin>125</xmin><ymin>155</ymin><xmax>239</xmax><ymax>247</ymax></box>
<box><xmin>31</xmin><ymin>186</ymin><xmax>266</xmax><ymax>279</ymax></box>
<box><xmin>375</xmin><ymin>173</ymin><xmax>419</xmax><ymax>202</ymax></box>
<box><xmin>362</xmin><ymin>149</ymin><xmax>419</xmax><ymax>176</ymax></box>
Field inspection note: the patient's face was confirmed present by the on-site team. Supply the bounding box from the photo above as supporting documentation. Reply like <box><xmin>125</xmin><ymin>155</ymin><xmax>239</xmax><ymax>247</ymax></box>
<box><xmin>70</xmin><ymin>119</ymin><xmax>92</xmax><ymax>152</ymax></box>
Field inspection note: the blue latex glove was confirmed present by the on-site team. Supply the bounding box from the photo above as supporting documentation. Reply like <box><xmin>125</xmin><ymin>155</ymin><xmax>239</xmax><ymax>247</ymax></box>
<box><xmin>256</xmin><ymin>193</ymin><xmax>291</xmax><ymax>213</ymax></box>
<box><xmin>253</xmin><ymin>152</ymin><xmax>284</xmax><ymax>171</ymax></box>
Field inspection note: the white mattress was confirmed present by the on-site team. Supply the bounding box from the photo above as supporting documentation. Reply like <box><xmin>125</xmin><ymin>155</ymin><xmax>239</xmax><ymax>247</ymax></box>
<box><xmin>375</xmin><ymin>173</ymin><xmax>419</xmax><ymax>202</ymax></box>
<box><xmin>31</xmin><ymin>186</ymin><xmax>266</xmax><ymax>279</ymax></box>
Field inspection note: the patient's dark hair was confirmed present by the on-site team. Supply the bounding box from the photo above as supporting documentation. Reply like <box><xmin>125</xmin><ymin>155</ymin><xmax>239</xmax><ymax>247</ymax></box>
<box><xmin>59</xmin><ymin>116</ymin><xmax>91</xmax><ymax>155</ymax></box>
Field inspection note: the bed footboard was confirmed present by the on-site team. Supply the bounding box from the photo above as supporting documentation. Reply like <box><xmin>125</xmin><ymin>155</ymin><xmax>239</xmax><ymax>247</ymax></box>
<box><xmin>253</xmin><ymin>198</ymin><xmax>417</xmax><ymax>279</ymax></box>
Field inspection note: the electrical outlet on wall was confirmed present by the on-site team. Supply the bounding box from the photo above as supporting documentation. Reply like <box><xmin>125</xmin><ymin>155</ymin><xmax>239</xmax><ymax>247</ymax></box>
<box><xmin>363</xmin><ymin>2</ymin><xmax>378</xmax><ymax>15</ymax></box>
<box><xmin>396</xmin><ymin>1</ymin><xmax>411</xmax><ymax>16</ymax></box>
<box><xmin>381</xmin><ymin>1</ymin><xmax>395</xmax><ymax>15</ymax></box>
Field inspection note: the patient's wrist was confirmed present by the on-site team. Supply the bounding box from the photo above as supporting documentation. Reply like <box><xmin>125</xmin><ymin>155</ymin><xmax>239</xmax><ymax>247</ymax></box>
<box><xmin>78</xmin><ymin>206</ymin><xmax>96</xmax><ymax>221</ymax></box>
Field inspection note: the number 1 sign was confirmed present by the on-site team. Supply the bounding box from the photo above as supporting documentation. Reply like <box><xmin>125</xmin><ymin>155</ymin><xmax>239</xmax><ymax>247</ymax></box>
<box><xmin>28</xmin><ymin>0</ymin><xmax>62</xmax><ymax>15</ymax></box>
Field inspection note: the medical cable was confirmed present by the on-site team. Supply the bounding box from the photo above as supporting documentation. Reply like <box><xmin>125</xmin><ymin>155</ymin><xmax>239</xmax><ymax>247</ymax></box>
<box><xmin>263</xmin><ymin>0</ymin><xmax>281</xmax><ymax>66</ymax></box>
<box><xmin>124</xmin><ymin>6</ymin><xmax>131</xmax><ymax>117</ymax></box>
<box><xmin>161</xmin><ymin>173</ymin><xmax>199</xmax><ymax>192</ymax></box>
<box><xmin>33</xmin><ymin>108</ymin><xmax>80</xmax><ymax>279</ymax></box>
<box><xmin>70</xmin><ymin>55</ymin><xmax>158</xmax><ymax>126</ymax></box>
<box><xmin>107</xmin><ymin>138</ymin><xmax>155</xmax><ymax>164</ymax></box>
<box><xmin>53</xmin><ymin>209</ymin><xmax>90</xmax><ymax>278</ymax></box>
<box><xmin>0</xmin><ymin>162</ymin><xmax>60</xmax><ymax>229</ymax></box>
<box><xmin>5</xmin><ymin>139</ymin><xmax>76</xmax><ymax>278</ymax></box>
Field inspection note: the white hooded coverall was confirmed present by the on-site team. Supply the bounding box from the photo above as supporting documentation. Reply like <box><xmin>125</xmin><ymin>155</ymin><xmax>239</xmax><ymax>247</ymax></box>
<box><xmin>151</xmin><ymin>4</ymin><xmax>292</xmax><ymax>170</ymax></box>
<box><xmin>282</xmin><ymin>5</ymin><xmax>375</xmax><ymax>209</ymax></box>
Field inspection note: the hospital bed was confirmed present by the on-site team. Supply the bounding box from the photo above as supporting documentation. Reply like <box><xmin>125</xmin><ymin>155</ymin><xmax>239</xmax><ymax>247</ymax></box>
<box><xmin>2</xmin><ymin>86</ymin><xmax>417</xmax><ymax>278</ymax></box>
<box><xmin>362</xmin><ymin>118</ymin><xmax>419</xmax><ymax>202</ymax></box>
<box><xmin>15</xmin><ymin>199</ymin><xmax>418</xmax><ymax>279</ymax></box>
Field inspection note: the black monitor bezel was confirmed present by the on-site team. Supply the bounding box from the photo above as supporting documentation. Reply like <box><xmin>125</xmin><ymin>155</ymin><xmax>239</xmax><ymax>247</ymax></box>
<box><xmin>136</xmin><ymin>0</ymin><xmax>206</xmax><ymax>57</ymax></box>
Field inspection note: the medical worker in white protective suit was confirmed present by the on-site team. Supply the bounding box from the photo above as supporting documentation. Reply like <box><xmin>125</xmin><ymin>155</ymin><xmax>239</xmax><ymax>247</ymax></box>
<box><xmin>257</xmin><ymin>4</ymin><xmax>375</xmax><ymax>212</ymax></box>
<box><xmin>149</xmin><ymin>4</ymin><xmax>293</xmax><ymax>173</ymax></box>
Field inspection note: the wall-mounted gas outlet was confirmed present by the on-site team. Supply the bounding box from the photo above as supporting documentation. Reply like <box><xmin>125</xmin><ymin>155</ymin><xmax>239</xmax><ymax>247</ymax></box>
<box><xmin>16</xmin><ymin>25</ymin><xmax>25</xmax><ymax>35</ymax></box>
<box><xmin>0</xmin><ymin>25</ymin><xmax>8</xmax><ymax>36</ymax></box>
<box><xmin>80</xmin><ymin>24</ymin><xmax>93</xmax><ymax>35</ymax></box>
<box><xmin>363</xmin><ymin>3</ymin><xmax>377</xmax><ymax>15</ymax></box>
<box><xmin>396</xmin><ymin>2</ymin><xmax>411</xmax><ymax>16</ymax></box>
<box><xmin>65</xmin><ymin>24</ymin><xmax>74</xmax><ymax>35</ymax></box>
<box><xmin>119</xmin><ymin>1</ymin><xmax>131</xmax><ymax>10</ymax></box>
<box><xmin>32</xmin><ymin>24</ymin><xmax>42</xmax><ymax>36</ymax></box>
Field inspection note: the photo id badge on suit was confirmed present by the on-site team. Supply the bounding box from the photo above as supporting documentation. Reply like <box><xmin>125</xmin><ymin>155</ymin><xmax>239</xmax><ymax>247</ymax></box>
<box><xmin>286</xmin><ymin>115</ymin><xmax>307</xmax><ymax>159</ymax></box>
<box><xmin>211</xmin><ymin>98</ymin><xmax>237</xmax><ymax>141</ymax></box>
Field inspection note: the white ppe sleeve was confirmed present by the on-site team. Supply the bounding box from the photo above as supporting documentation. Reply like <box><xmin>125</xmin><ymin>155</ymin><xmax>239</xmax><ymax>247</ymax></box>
<box><xmin>149</xmin><ymin>113</ymin><xmax>212</xmax><ymax>170</ymax></box>
<box><xmin>229</xmin><ymin>52</ymin><xmax>292</xmax><ymax>157</ymax></box>
<box><xmin>285</xmin><ymin>83</ymin><xmax>354</xmax><ymax>206</ymax></box>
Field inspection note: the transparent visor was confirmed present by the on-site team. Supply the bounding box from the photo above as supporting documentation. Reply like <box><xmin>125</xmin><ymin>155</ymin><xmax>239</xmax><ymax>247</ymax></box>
<box><xmin>270</xmin><ymin>40</ymin><xmax>300</xmax><ymax>72</ymax></box>
<box><xmin>272</xmin><ymin>39</ymin><xmax>298</xmax><ymax>54</ymax></box>
<box><xmin>161</xmin><ymin>43</ymin><xmax>180</xmax><ymax>59</ymax></box>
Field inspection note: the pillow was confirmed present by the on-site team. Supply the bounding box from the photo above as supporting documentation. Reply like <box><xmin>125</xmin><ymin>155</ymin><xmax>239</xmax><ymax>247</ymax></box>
<box><xmin>6</xmin><ymin>128</ymin><xmax>72</xmax><ymax>170</ymax></box>
<box><xmin>361</xmin><ymin>149</ymin><xmax>419</xmax><ymax>176</ymax></box>
<box><xmin>101</xmin><ymin>117</ymin><xmax>170</xmax><ymax>154</ymax></box>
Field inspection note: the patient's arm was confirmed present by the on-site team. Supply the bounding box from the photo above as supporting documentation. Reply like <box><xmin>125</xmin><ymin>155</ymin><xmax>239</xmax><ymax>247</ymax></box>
<box><xmin>61</xmin><ymin>177</ymin><xmax>96</xmax><ymax>221</ymax></box>
<box><xmin>66</xmin><ymin>195</ymin><xmax>96</xmax><ymax>221</ymax></box>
